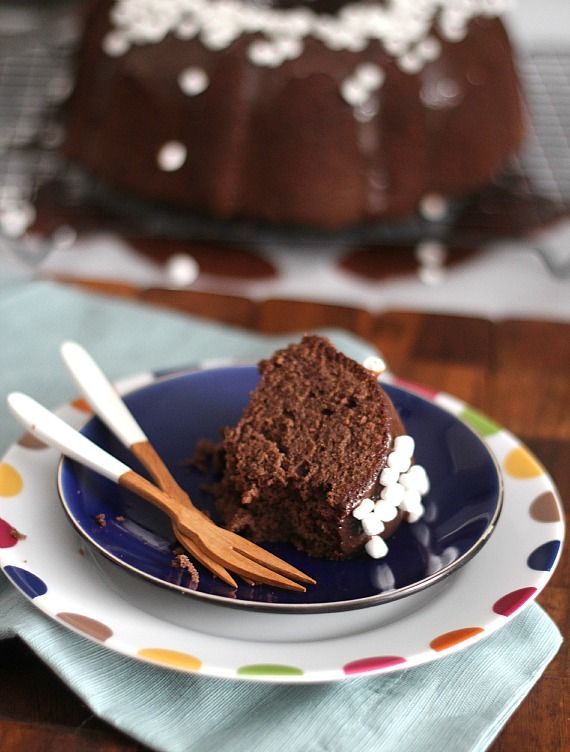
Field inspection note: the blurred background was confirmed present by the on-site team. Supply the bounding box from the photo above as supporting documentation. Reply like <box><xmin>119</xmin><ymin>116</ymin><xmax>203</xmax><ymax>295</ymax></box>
<box><xmin>1</xmin><ymin>0</ymin><xmax>569</xmax><ymax>320</ymax></box>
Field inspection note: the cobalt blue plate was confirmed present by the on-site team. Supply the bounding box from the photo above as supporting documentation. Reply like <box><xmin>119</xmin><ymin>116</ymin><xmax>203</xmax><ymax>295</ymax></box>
<box><xmin>58</xmin><ymin>366</ymin><xmax>503</xmax><ymax>613</ymax></box>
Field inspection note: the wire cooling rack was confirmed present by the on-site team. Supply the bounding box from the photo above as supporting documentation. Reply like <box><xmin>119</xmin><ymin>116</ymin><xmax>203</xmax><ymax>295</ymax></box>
<box><xmin>0</xmin><ymin>3</ymin><xmax>569</xmax><ymax>266</ymax></box>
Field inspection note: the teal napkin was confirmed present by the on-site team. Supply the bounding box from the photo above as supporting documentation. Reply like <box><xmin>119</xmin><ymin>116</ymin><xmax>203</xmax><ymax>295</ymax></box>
<box><xmin>0</xmin><ymin>280</ymin><xmax>562</xmax><ymax>752</ymax></box>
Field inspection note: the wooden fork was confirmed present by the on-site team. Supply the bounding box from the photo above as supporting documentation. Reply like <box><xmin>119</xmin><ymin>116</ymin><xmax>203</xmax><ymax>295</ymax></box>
<box><xmin>7</xmin><ymin>391</ymin><xmax>314</xmax><ymax>592</ymax></box>
<box><xmin>59</xmin><ymin>342</ymin><xmax>315</xmax><ymax>591</ymax></box>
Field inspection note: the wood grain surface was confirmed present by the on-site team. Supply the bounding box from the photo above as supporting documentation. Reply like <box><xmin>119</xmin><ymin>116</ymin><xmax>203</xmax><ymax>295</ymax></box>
<box><xmin>1</xmin><ymin>284</ymin><xmax>567</xmax><ymax>752</ymax></box>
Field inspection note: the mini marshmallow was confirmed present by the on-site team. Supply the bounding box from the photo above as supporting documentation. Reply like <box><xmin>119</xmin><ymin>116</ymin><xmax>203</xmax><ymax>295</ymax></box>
<box><xmin>408</xmin><ymin>465</ymin><xmax>430</xmax><ymax>495</ymax></box>
<box><xmin>362</xmin><ymin>355</ymin><xmax>387</xmax><ymax>374</ymax></box>
<box><xmin>406</xmin><ymin>506</ymin><xmax>425</xmax><ymax>523</ymax></box>
<box><xmin>393</xmin><ymin>434</ymin><xmax>415</xmax><ymax>457</ymax></box>
<box><xmin>374</xmin><ymin>500</ymin><xmax>399</xmax><ymax>522</ymax></box>
<box><xmin>418</xmin><ymin>266</ymin><xmax>446</xmax><ymax>287</ymax></box>
<box><xmin>365</xmin><ymin>535</ymin><xmax>389</xmax><ymax>559</ymax></box>
<box><xmin>157</xmin><ymin>141</ymin><xmax>187</xmax><ymax>171</ymax></box>
<box><xmin>355</xmin><ymin>63</ymin><xmax>385</xmax><ymax>90</ymax></box>
<box><xmin>399</xmin><ymin>465</ymin><xmax>429</xmax><ymax>495</ymax></box>
<box><xmin>387</xmin><ymin>451</ymin><xmax>412</xmax><ymax>474</ymax></box>
<box><xmin>419</xmin><ymin>193</ymin><xmax>448</xmax><ymax>222</ymax></box>
<box><xmin>361</xmin><ymin>512</ymin><xmax>385</xmax><ymax>536</ymax></box>
<box><xmin>380</xmin><ymin>482</ymin><xmax>405</xmax><ymax>505</ymax></box>
<box><xmin>352</xmin><ymin>497</ymin><xmax>374</xmax><ymax>520</ymax></box>
<box><xmin>102</xmin><ymin>31</ymin><xmax>130</xmax><ymax>57</ymax></box>
<box><xmin>415</xmin><ymin>240</ymin><xmax>447</xmax><ymax>268</ymax></box>
<box><xmin>178</xmin><ymin>67</ymin><xmax>209</xmax><ymax>96</ymax></box>
<box><xmin>400</xmin><ymin>488</ymin><xmax>422</xmax><ymax>512</ymax></box>
<box><xmin>379</xmin><ymin>466</ymin><xmax>399</xmax><ymax>486</ymax></box>
<box><xmin>340</xmin><ymin>78</ymin><xmax>369</xmax><ymax>108</ymax></box>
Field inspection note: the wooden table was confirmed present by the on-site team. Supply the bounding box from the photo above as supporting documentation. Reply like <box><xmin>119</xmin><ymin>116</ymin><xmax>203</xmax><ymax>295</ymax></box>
<box><xmin>1</xmin><ymin>285</ymin><xmax>567</xmax><ymax>752</ymax></box>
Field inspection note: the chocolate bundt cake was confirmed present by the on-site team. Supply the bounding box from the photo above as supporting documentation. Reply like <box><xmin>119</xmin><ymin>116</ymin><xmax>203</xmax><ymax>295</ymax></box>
<box><xmin>214</xmin><ymin>336</ymin><xmax>428</xmax><ymax>560</ymax></box>
<box><xmin>64</xmin><ymin>0</ymin><xmax>525</xmax><ymax>230</ymax></box>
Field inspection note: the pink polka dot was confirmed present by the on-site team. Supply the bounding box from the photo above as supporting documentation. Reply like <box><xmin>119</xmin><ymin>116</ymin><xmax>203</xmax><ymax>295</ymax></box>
<box><xmin>391</xmin><ymin>377</ymin><xmax>438</xmax><ymax>400</ymax></box>
<box><xmin>493</xmin><ymin>587</ymin><xmax>537</xmax><ymax>617</ymax></box>
<box><xmin>343</xmin><ymin>656</ymin><xmax>407</xmax><ymax>675</ymax></box>
<box><xmin>0</xmin><ymin>518</ymin><xmax>24</xmax><ymax>548</ymax></box>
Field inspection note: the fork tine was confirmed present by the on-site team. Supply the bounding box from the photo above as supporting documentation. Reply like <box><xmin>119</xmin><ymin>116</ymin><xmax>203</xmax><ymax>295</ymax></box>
<box><xmin>229</xmin><ymin>534</ymin><xmax>316</xmax><ymax>585</ymax></box>
<box><xmin>173</xmin><ymin>526</ymin><xmax>238</xmax><ymax>589</ymax></box>
<box><xmin>205</xmin><ymin>547</ymin><xmax>307</xmax><ymax>592</ymax></box>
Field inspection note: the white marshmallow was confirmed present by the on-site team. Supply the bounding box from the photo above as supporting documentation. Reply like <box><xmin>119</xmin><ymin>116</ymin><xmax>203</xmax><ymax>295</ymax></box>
<box><xmin>380</xmin><ymin>482</ymin><xmax>405</xmax><ymax>506</ymax></box>
<box><xmin>361</xmin><ymin>512</ymin><xmax>385</xmax><ymax>536</ymax></box>
<box><xmin>393</xmin><ymin>434</ymin><xmax>415</xmax><ymax>457</ymax></box>
<box><xmin>362</xmin><ymin>355</ymin><xmax>387</xmax><ymax>374</ymax></box>
<box><xmin>355</xmin><ymin>63</ymin><xmax>385</xmax><ymax>90</ymax></box>
<box><xmin>365</xmin><ymin>535</ymin><xmax>389</xmax><ymax>559</ymax></box>
<box><xmin>178</xmin><ymin>67</ymin><xmax>209</xmax><ymax>96</ymax></box>
<box><xmin>340</xmin><ymin>78</ymin><xmax>370</xmax><ymax>108</ymax></box>
<box><xmin>415</xmin><ymin>240</ymin><xmax>447</xmax><ymax>268</ymax></box>
<box><xmin>419</xmin><ymin>193</ymin><xmax>448</xmax><ymax>222</ymax></box>
<box><xmin>352</xmin><ymin>497</ymin><xmax>374</xmax><ymax>520</ymax></box>
<box><xmin>157</xmin><ymin>141</ymin><xmax>187</xmax><ymax>171</ymax></box>
<box><xmin>400</xmin><ymin>465</ymin><xmax>429</xmax><ymax>495</ymax></box>
<box><xmin>410</xmin><ymin>465</ymin><xmax>430</xmax><ymax>495</ymax></box>
<box><xmin>102</xmin><ymin>31</ymin><xmax>130</xmax><ymax>57</ymax></box>
<box><xmin>406</xmin><ymin>506</ymin><xmax>425</xmax><ymax>523</ymax></box>
<box><xmin>379</xmin><ymin>467</ymin><xmax>399</xmax><ymax>486</ymax></box>
<box><xmin>374</xmin><ymin>501</ymin><xmax>399</xmax><ymax>522</ymax></box>
<box><xmin>387</xmin><ymin>451</ymin><xmax>412</xmax><ymax>474</ymax></box>
<box><xmin>400</xmin><ymin>488</ymin><xmax>422</xmax><ymax>512</ymax></box>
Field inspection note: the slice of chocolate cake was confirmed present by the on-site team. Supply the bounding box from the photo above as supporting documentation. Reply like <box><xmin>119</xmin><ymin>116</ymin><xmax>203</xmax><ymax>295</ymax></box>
<box><xmin>215</xmin><ymin>336</ymin><xmax>427</xmax><ymax>560</ymax></box>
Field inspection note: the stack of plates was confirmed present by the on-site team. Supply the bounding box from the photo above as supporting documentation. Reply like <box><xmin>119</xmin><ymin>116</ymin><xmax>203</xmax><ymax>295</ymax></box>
<box><xmin>0</xmin><ymin>366</ymin><xmax>564</xmax><ymax>682</ymax></box>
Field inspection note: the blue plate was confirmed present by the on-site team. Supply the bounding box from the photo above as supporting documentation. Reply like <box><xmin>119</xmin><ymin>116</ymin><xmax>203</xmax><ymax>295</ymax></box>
<box><xmin>58</xmin><ymin>366</ymin><xmax>503</xmax><ymax>613</ymax></box>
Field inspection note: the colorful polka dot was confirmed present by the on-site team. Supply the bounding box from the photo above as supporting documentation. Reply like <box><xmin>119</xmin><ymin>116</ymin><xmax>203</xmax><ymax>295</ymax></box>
<box><xmin>527</xmin><ymin>540</ymin><xmax>561</xmax><ymax>572</ymax></box>
<box><xmin>17</xmin><ymin>432</ymin><xmax>48</xmax><ymax>449</ymax></box>
<box><xmin>237</xmin><ymin>664</ymin><xmax>304</xmax><ymax>677</ymax></box>
<box><xmin>503</xmin><ymin>447</ymin><xmax>543</xmax><ymax>479</ymax></box>
<box><xmin>430</xmin><ymin>627</ymin><xmax>484</xmax><ymax>652</ymax></box>
<box><xmin>0</xmin><ymin>518</ymin><xmax>24</xmax><ymax>548</ymax></box>
<box><xmin>0</xmin><ymin>463</ymin><xmax>23</xmax><ymax>497</ymax></box>
<box><xmin>56</xmin><ymin>612</ymin><xmax>113</xmax><ymax>642</ymax></box>
<box><xmin>3</xmin><ymin>565</ymin><xmax>47</xmax><ymax>598</ymax></box>
<box><xmin>137</xmin><ymin>648</ymin><xmax>202</xmax><ymax>671</ymax></box>
<box><xmin>343</xmin><ymin>656</ymin><xmax>407</xmax><ymax>675</ymax></box>
<box><xmin>459</xmin><ymin>407</ymin><xmax>501</xmax><ymax>437</ymax></box>
<box><xmin>70</xmin><ymin>398</ymin><xmax>92</xmax><ymax>413</ymax></box>
<box><xmin>529</xmin><ymin>492</ymin><xmax>561</xmax><ymax>523</ymax></box>
<box><xmin>493</xmin><ymin>587</ymin><xmax>537</xmax><ymax>617</ymax></box>
<box><xmin>392</xmin><ymin>377</ymin><xmax>438</xmax><ymax>401</ymax></box>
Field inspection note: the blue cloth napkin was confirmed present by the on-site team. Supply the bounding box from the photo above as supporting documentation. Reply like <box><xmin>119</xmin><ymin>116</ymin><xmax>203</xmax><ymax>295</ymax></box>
<box><xmin>0</xmin><ymin>280</ymin><xmax>562</xmax><ymax>752</ymax></box>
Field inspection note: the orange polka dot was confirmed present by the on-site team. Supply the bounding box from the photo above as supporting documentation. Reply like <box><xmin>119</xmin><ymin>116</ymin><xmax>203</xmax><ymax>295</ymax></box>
<box><xmin>137</xmin><ymin>648</ymin><xmax>202</xmax><ymax>671</ymax></box>
<box><xmin>0</xmin><ymin>464</ymin><xmax>23</xmax><ymax>497</ymax></box>
<box><xmin>430</xmin><ymin>627</ymin><xmax>484</xmax><ymax>652</ymax></box>
<box><xmin>70</xmin><ymin>398</ymin><xmax>93</xmax><ymax>413</ymax></box>
<box><xmin>503</xmin><ymin>447</ymin><xmax>543</xmax><ymax>479</ymax></box>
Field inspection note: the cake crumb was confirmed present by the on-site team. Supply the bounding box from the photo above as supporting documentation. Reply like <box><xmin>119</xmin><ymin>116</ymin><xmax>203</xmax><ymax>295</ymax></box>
<box><xmin>115</xmin><ymin>515</ymin><xmax>126</xmax><ymax>522</ymax></box>
<box><xmin>187</xmin><ymin>438</ymin><xmax>220</xmax><ymax>472</ymax></box>
<box><xmin>10</xmin><ymin>527</ymin><xmax>26</xmax><ymax>541</ymax></box>
<box><xmin>171</xmin><ymin>553</ymin><xmax>200</xmax><ymax>587</ymax></box>
<box><xmin>95</xmin><ymin>513</ymin><xmax>107</xmax><ymax>527</ymax></box>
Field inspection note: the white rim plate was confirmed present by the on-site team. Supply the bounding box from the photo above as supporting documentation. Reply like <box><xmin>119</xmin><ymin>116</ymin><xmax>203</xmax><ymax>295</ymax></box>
<box><xmin>0</xmin><ymin>370</ymin><xmax>564</xmax><ymax>683</ymax></box>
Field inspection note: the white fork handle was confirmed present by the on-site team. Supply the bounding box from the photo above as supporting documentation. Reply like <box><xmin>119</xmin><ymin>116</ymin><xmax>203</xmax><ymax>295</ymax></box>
<box><xmin>7</xmin><ymin>392</ymin><xmax>130</xmax><ymax>482</ymax></box>
<box><xmin>61</xmin><ymin>341</ymin><xmax>147</xmax><ymax>448</ymax></box>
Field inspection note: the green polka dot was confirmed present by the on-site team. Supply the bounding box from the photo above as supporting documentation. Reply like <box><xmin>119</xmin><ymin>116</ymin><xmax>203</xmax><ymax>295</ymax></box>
<box><xmin>459</xmin><ymin>407</ymin><xmax>501</xmax><ymax>437</ymax></box>
<box><xmin>237</xmin><ymin>664</ymin><xmax>304</xmax><ymax>677</ymax></box>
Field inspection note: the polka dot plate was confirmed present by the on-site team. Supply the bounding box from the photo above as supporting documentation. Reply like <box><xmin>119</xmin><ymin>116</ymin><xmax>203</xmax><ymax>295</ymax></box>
<box><xmin>56</xmin><ymin>367</ymin><xmax>502</xmax><ymax>613</ymax></box>
<box><xmin>0</xmin><ymin>369</ymin><xmax>564</xmax><ymax>683</ymax></box>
